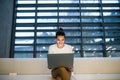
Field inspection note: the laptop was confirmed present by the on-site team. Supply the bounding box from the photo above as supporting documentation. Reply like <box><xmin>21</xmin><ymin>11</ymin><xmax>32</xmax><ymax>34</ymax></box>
<box><xmin>47</xmin><ymin>53</ymin><xmax>74</xmax><ymax>69</ymax></box>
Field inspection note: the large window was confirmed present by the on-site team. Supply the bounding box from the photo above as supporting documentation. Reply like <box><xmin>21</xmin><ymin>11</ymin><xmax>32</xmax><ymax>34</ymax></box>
<box><xmin>10</xmin><ymin>0</ymin><xmax>120</xmax><ymax>58</ymax></box>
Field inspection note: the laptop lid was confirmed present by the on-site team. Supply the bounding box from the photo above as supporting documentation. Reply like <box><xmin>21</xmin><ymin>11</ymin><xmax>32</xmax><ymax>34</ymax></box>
<box><xmin>47</xmin><ymin>53</ymin><xmax>74</xmax><ymax>69</ymax></box>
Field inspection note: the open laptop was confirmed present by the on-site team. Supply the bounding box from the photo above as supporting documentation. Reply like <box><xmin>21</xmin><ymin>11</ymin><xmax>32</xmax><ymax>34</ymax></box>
<box><xmin>47</xmin><ymin>53</ymin><xmax>74</xmax><ymax>69</ymax></box>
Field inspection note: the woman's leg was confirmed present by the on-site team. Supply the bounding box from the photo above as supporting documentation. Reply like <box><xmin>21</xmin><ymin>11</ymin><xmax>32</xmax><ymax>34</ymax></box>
<box><xmin>58</xmin><ymin>67</ymin><xmax>70</xmax><ymax>80</ymax></box>
<box><xmin>56</xmin><ymin>76</ymin><xmax>62</xmax><ymax>80</ymax></box>
<box><xmin>52</xmin><ymin>67</ymin><xmax>70</xmax><ymax>80</ymax></box>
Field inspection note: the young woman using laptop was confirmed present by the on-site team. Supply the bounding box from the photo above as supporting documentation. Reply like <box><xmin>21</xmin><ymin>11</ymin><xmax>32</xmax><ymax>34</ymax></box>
<box><xmin>48</xmin><ymin>28</ymin><xmax>73</xmax><ymax>80</ymax></box>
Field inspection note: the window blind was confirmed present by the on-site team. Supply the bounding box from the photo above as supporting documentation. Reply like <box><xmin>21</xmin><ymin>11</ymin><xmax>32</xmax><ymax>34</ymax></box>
<box><xmin>10</xmin><ymin>0</ymin><xmax>120</xmax><ymax>58</ymax></box>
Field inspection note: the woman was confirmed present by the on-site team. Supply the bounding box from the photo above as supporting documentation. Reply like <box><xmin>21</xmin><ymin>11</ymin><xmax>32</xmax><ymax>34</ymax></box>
<box><xmin>48</xmin><ymin>28</ymin><xmax>73</xmax><ymax>80</ymax></box>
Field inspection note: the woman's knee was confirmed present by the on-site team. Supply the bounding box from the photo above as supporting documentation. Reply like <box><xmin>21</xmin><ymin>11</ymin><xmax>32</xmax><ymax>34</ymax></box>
<box><xmin>59</xmin><ymin>67</ymin><xmax>66</xmax><ymax>72</ymax></box>
<box><xmin>59</xmin><ymin>67</ymin><xmax>70</xmax><ymax>76</ymax></box>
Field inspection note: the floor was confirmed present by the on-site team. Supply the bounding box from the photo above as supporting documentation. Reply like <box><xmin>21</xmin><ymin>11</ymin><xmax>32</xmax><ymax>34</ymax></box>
<box><xmin>0</xmin><ymin>74</ymin><xmax>120</xmax><ymax>80</ymax></box>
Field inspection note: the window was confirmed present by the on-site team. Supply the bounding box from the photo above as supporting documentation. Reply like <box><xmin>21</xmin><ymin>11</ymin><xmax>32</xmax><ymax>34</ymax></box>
<box><xmin>10</xmin><ymin>0</ymin><xmax>120</xmax><ymax>58</ymax></box>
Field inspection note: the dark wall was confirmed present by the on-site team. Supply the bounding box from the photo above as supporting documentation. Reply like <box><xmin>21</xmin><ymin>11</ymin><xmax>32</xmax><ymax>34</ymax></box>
<box><xmin>0</xmin><ymin>0</ymin><xmax>14</xmax><ymax>58</ymax></box>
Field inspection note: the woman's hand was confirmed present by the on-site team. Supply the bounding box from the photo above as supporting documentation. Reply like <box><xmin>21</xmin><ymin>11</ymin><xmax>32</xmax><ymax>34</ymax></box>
<box><xmin>48</xmin><ymin>66</ymin><xmax>51</xmax><ymax>69</ymax></box>
<box><xmin>66</xmin><ymin>67</ymin><xmax>73</xmax><ymax>72</ymax></box>
<box><xmin>69</xmin><ymin>67</ymin><xmax>73</xmax><ymax>72</ymax></box>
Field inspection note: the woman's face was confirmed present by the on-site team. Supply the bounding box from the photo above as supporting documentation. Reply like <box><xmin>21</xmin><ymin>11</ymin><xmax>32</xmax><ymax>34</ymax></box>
<box><xmin>56</xmin><ymin>35</ymin><xmax>65</xmax><ymax>48</ymax></box>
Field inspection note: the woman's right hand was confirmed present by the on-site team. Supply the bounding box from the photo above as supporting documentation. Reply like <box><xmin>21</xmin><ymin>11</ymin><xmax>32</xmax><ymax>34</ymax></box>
<box><xmin>48</xmin><ymin>66</ymin><xmax>51</xmax><ymax>69</ymax></box>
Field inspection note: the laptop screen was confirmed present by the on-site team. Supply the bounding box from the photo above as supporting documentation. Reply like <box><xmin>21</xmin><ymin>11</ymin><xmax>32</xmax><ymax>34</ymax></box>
<box><xmin>47</xmin><ymin>53</ymin><xmax>74</xmax><ymax>69</ymax></box>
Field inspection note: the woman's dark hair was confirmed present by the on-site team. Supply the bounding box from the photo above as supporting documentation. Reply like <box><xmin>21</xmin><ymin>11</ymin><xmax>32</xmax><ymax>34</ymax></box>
<box><xmin>55</xmin><ymin>28</ymin><xmax>65</xmax><ymax>38</ymax></box>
